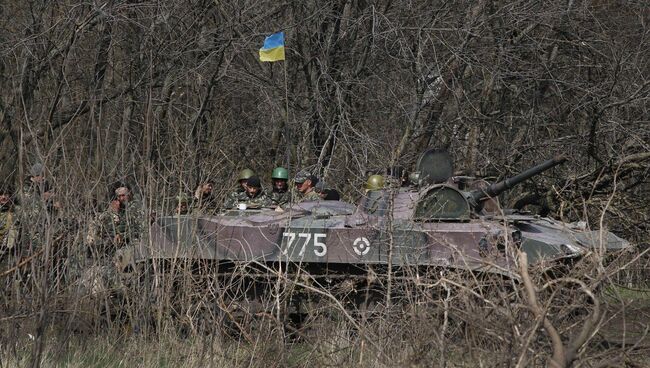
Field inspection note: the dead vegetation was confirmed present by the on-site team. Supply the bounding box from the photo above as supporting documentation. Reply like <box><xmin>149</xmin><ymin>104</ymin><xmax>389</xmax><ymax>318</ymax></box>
<box><xmin>1</xmin><ymin>0</ymin><xmax>649</xmax><ymax>367</ymax></box>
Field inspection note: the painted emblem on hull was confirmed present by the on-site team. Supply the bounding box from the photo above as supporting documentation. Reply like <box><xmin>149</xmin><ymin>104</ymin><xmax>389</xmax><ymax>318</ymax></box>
<box><xmin>353</xmin><ymin>237</ymin><xmax>371</xmax><ymax>256</ymax></box>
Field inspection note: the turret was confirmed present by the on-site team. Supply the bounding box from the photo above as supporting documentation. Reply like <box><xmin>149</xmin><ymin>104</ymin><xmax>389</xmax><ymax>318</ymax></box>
<box><xmin>412</xmin><ymin>152</ymin><xmax>567</xmax><ymax>221</ymax></box>
<box><xmin>467</xmin><ymin>156</ymin><xmax>567</xmax><ymax>208</ymax></box>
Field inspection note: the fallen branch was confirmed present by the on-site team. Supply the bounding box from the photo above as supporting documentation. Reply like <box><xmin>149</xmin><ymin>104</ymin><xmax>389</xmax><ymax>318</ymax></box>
<box><xmin>0</xmin><ymin>248</ymin><xmax>45</xmax><ymax>278</ymax></box>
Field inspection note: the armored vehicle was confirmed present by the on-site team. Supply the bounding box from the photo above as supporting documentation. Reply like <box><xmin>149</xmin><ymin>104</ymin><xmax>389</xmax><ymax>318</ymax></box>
<box><xmin>118</xmin><ymin>149</ymin><xmax>628</xmax><ymax>280</ymax></box>
<box><xmin>111</xmin><ymin>149</ymin><xmax>631</xmax><ymax>334</ymax></box>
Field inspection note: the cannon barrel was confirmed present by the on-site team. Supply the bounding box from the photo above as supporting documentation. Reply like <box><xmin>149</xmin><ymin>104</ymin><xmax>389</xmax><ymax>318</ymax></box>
<box><xmin>469</xmin><ymin>155</ymin><xmax>567</xmax><ymax>205</ymax></box>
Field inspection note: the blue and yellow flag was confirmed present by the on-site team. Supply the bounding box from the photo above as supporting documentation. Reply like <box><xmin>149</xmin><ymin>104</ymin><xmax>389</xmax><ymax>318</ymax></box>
<box><xmin>259</xmin><ymin>32</ymin><xmax>285</xmax><ymax>62</ymax></box>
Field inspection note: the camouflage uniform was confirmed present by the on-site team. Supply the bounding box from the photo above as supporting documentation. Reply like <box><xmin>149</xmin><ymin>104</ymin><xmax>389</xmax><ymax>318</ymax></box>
<box><xmin>83</xmin><ymin>200</ymin><xmax>143</xmax><ymax>293</ymax></box>
<box><xmin>118</xmin><ymin>200</ymin><xmax>143</xmax><ymax>245</ymax></box>
<box><xmin>269</xmin><ymin>190</ymin><xmax>290</xmax><ymax>207</ymax></box>
<box><xmin>243</xmin><ymin>190</ymin><xmax>272</xmax><ymax>208</ymax></box>
<box><xmin>90</xmin><ymin>203</ymin><xmax>142</xmax><ymax>256</ymax></box>
<box><xmin>223</xmin><ymin>189</ymin><xmax>249</xmax><ymax>209</ymax></box>
<box><xmin>299</xmin><ymin>190</ymin><xmax>321</xmax><ymax>202</ymax></box>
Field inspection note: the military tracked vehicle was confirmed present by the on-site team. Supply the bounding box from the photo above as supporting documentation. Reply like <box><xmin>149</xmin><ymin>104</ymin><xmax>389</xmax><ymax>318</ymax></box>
<box><xmin>110</xmin><ymin>149</ymin><xmax>631</xmax><ymax>336</ymax></box>
<box><xmin>118</xmin><ymin>149</ymin><xmax>628</xmax><ymax>281</ymax></box>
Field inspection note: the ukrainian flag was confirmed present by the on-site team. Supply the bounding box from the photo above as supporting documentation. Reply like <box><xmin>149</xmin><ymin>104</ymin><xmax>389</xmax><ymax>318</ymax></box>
<box><xmin>259</xmin><ymin>32</ymin><xmax>285</xmax><ymax>62</ymax></box>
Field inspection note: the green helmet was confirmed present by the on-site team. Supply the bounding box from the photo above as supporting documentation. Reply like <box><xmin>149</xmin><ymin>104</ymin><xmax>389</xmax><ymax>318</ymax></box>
<box><xmin>365</xmin><ymin>175</ymin><xmax>385</xmax><ymax>191</ymax></box>
<box><xmin>238</xmin><ymin>168</ymin><xmax>255</xmax><ymax>181</ymax></box>
<box><xmin>271</xmin><ymin>167</ymin><xmax>289</xmax><ymax>180</ymax></box>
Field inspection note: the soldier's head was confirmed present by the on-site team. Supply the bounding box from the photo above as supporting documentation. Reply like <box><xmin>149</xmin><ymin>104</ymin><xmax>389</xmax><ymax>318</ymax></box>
<box><xmin>175</xmin><ymin>193</ymin><xmax>190</xmax><ymax>215</ymax></box>
<box><xmin>115</xmin><ymin>185</ymin><xmax>132</xmax><ymax>207</ymax></box>
<box><xmin>271</xmin><ymin>167</ymin><xmax>289</xmax><ymax>193</ymax></box>
<box><xmin>294</xmin><ymin>170</ymin><xmax>318</xmax><ymax>194</ymax></box>
<box><xmin>197</xmin><ymin>180</ymin><xmax>215</xmax><ymax>198</ymax></box>
<box><xmin>244</xmin><ymin>176</ymin><xmax>262</xmax><ymax>198</ymax></box>
<box><xmin>238</xmin><ymin>168</ymin><xmax>255</xmax><ymax>189</ymax></box>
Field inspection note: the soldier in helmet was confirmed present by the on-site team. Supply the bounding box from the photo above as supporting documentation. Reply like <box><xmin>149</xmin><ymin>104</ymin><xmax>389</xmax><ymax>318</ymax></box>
<box><xmin>238</xmin><ymin>168</ymin><xmax>255</xmax><ymax>189</ymax></box>
<box><xmin>224</xmin><ymin>169</ymin><xmax>256</xmax><ymax>209</ymax></box>
<box><xmin>26</xmin><ymin>162</ymin><xmax>46</xmax><ymax>188</ymax></box>
<box><xmin>364</xmin><ymin>174</ymin><xmax>386</xmax><ymax>215</ymax></box>
<box><xmin>365</xmin><ymin>174</ymin><xmax>385</xmax><ymax>192</ymax></box>
<box><xmin>294</xmin><ymin>170</ymin><xmax>321</xmax><ymax>202</ymax></box>
<box><xmin>241</xmin><ymin>176</ymin><xmax>271</xmax><ymax>208</ymax></box>
<box><xmin>84</xmin><ymin>186</ymin><xmax>132</xmax><ymax>296</ymax></box>
<box><xmin>269</xmin><ymin>167</ymin><xmax>290</xmax><ymax>207</ymax></box>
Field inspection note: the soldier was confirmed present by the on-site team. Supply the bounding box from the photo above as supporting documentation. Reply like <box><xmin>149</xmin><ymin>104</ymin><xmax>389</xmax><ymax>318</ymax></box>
<box><xmin>269</xmin><ymin>167</ymin><xmax>290</xmax><ymax>207</ymax></box>
<box><xmin>20</xmin><ymin>162</ymin><xmax>55</xmax><ymax>252</ymax></box>
<box><xmin>238</xmin><ymin>168</ymin><xmax>255</xmax><ymax>190</ymax></box>
<box><xmin>294</xmin><ymin>170</ymin><xmax>321</xmax><ymax>202</ymax></box>
<box><xmin>364</xmin><ymin>175</ymin><xmax>386</xmax><ymax>215</ymax></box>
<box><xmin>240</xmin><ymin>176</ymin><xmax>271</xmax><ymax>208</ymax></box>
<box><xmin>193</xmin><ymin>180</ymin><xmax>218</xmax><ymax>215</ymax></box>
<box><xmin>174</xmin><ymin>193</ymin><xmax>190</xmax><ymax>215</ymax></box>
<box><xmin>90</xmin><ymin>184</ymin><xmax>142</xmax><ymax>253</ymax></box>
<box><xmin>365</xmin><ymin>175</ymin><xmax>385</xmax><ymax>192</ymax></box>
<box><xmin>83</xmin><ymin>189</ymin><xmax>126</xmax><ymax>296</ymax></box>
<box><xmin>224</xmin><ymin>168</ymin><xmax>256</xmax><ymax>209</ymax></box>
<box><xmin>25</xmin><ymin>162</ymin><xmax>46</xmax><ymax>187</ymax></box>
<box><xmin>115</xmin><ymin>185</ymin><xmax>142</xmax><ymax>244</ymax></box>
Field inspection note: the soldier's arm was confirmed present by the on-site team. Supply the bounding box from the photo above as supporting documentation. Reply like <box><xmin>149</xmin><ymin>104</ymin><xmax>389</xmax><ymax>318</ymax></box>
<box><xmin>223</xmin><ymin>192</ymin><xmax>237</xmax><ymax>209</ymax></box>
<box><xmin>261</xmin><ymin>194</ymin><xmax>274</xmax><ymax>208</ymax></box>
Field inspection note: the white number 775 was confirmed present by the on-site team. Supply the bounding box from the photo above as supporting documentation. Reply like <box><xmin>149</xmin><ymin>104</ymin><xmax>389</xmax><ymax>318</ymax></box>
<box><xmin>281</xmin><ymin>232</ymin><xmax>327</xmax><ymax>257</ymax></box>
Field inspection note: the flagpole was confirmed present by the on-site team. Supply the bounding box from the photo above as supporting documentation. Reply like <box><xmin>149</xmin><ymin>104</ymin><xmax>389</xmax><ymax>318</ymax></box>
<box><xmin>283</xmin><ymin>51</ymin><xmax>290</xmax><ymax>169</ymax></box>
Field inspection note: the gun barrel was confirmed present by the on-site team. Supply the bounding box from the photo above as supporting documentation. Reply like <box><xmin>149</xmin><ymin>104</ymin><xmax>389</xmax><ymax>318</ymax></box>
<box><xmin>470</xmin><ymin>155</ymin><xmax>567</xmax><ymax>204</ymax></box>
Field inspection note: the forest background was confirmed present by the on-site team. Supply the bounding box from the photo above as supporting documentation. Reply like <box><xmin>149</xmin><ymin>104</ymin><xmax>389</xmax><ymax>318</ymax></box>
<box><xmin>0</xmin><ymin>0</ymin><xmax>648</xmax><ymax>226</ymax></box>
<box><xmin>0</xmin><ymin>0</ymin><xmax>648</xmax><ymax>367</ymax></box>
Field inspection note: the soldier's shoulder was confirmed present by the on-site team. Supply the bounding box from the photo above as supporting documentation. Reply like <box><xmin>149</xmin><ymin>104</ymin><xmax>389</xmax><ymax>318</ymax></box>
<box><xmin>306</xmin><ymin>191</ymin><xmax>321</xmax><ymax>201</ymax></box>
<box><xmin>97</xmin><ymin>210</ymin><xmax>117</xmax><ymax>223</ymax></box>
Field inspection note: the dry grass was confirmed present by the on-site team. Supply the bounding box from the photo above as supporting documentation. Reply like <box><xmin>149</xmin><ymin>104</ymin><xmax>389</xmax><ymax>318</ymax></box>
<box><xmin>2</xmin><ymin>249</ymin><xmax>649</xmax><ymax>368</ymax></box>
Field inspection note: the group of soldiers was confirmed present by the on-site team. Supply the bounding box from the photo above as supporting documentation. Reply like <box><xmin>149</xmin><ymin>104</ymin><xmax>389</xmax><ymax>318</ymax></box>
<box><xmin>1</xmin><ymin>162</ymin><xmax>401</xmax><ymax>281</ymax></box>
<box><xmin>178</xmin><ymin>167</ymin><xmax>340</xmax><ymax>216</ymax></box>
<box><xmin>1</xmin><ymin>164</ymin><xmax>340</xmax><ymax>264</ymax></box>
<box><xmin>0</xmin><ymin>163</ymin><xmax>74</xmax><ymax>286</ymax></box>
